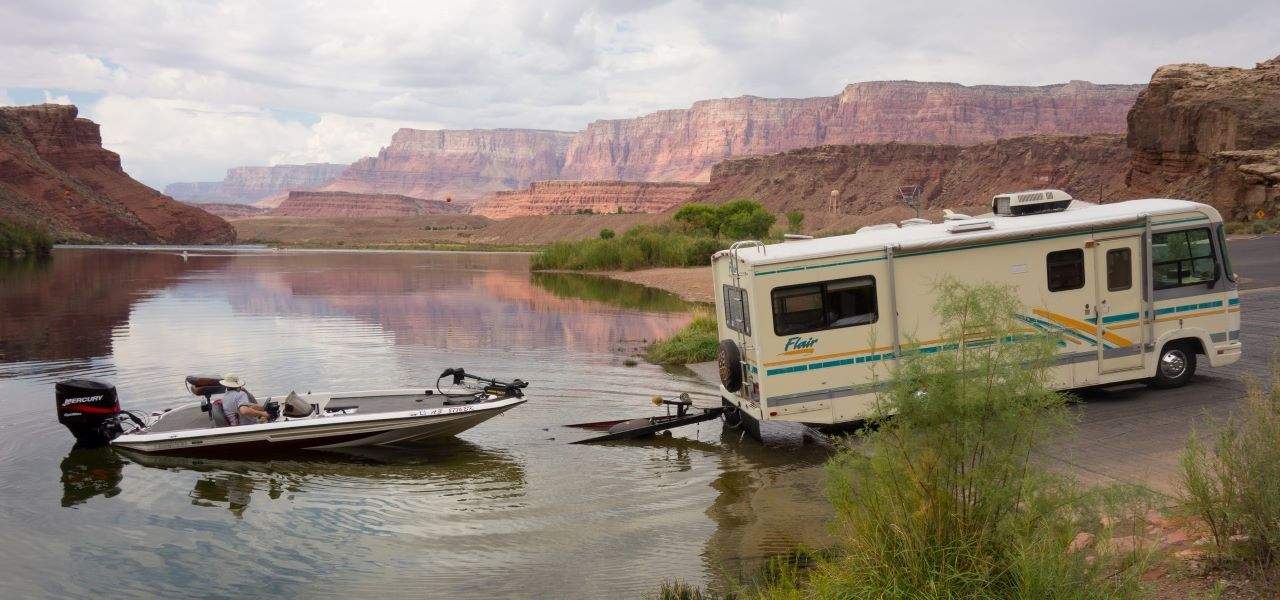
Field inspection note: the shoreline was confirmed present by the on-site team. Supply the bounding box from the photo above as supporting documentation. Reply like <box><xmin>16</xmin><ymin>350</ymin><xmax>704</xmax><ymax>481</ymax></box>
<box><xmin>589</xmin><ymin>267</ymin><xmax>714</xmax><ymax>304</ymax></box>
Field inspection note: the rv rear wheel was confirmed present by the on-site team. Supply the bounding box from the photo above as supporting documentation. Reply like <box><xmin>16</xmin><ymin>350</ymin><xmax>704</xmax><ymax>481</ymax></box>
<box><xmin>717</xmin><ymin>339</ymin><xmax>743</xmax><ymax>392</ymax></box>
<box><xmin>1149</xmin><ymin>341</ymin><xmax>1197</xmax><ymax>389</ymax></box>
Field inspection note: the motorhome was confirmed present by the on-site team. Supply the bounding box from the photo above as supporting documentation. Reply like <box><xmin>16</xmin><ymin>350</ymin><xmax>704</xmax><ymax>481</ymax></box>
<box><xmin>711</xmin><ymin>192</ymin><xmax>1241</xmax><ymax>436</ymax></box>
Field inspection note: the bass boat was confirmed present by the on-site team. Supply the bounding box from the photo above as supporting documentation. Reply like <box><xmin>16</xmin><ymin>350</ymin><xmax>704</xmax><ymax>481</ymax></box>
<box><xmin>54</xmin><ymin>369</ymin><xmax>527</xmax><ymax>455</ymax></box>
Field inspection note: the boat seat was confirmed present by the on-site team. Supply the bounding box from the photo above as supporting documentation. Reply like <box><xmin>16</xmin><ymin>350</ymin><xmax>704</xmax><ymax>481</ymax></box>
<box><xmin>282</xmin><ymin>391</ymin><xmax>314</xmax><ymax>418</ymax></box>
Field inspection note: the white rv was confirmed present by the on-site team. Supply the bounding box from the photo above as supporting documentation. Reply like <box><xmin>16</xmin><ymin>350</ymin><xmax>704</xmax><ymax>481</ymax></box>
<box><xmin>711</xmin><ymin>192</ymin><xmax>1241</xmax><ymax>436</ymax></box>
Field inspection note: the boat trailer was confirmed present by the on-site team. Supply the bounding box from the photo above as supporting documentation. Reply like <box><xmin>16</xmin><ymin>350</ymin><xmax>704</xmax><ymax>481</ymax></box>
<box><xmin>567</xmin><ymin>393</ymin><xmax>724</xmax><ymax>444</ymax></box>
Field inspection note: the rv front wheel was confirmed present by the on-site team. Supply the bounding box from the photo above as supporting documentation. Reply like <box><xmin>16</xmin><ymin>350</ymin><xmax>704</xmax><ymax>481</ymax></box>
<box><xmin>717</xmin><ymin>339</ymin><xmax>744</xmax><ymax>392</ymax></box>
<box><xmin>1149</xmin><ymin>342</ymin><xmax>1197</xmax><ymax>389</ymax></box>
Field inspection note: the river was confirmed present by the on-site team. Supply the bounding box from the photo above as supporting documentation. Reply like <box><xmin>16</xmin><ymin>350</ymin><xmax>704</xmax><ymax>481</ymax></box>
<box><xmin>0</xmin><ymin>248</ymin><xmax>831</xmax><ymax>599</ymax></box>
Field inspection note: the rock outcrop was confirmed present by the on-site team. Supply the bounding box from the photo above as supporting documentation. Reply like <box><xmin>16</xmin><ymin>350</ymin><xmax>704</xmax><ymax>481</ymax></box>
<box><xmin>165</xmin><ymin>163</ymin><xmax>347</xmax><ymax>204</ymax></box>
<box><xmin>560</xmin><ymin>80</ymin><xmax>1144</xmax><ymax>182</ymax></box>
<box><xmin>323</xmin><ymin>129</ymin><xmax>575</xmax><ymax>204</ymax></box>
<box><xmin>0</xmin><ymin>104</ymin><xmax>235</xmax><ymax>243</ymax></box>
<box><xmin>325</xmin><ymin>80</ymin><xmax>1142</xmax><ymax>206</ymax></box>
<box><xmin>1126</xmin><ymin>56</ymin><xmax>1280</xmax><ymax>218</ymax></box>
<box><xmin>470</xmin><ymin>180</ymin><xmax>700</xmax><ymax>218</ymax></box>
<box><xmin>691</xmin><ymin>134</ymin><xmax>1132</xmax><ymax>222</ymax></box>
<box><xmin>269</xmin><ymin>191</ymin><xmax>465</xmax><ymax>218</ymax></box>
<box><xmin>188</xmin><ymin>202</ymin><xmax>268</xmax><ymax>218</ymax></box>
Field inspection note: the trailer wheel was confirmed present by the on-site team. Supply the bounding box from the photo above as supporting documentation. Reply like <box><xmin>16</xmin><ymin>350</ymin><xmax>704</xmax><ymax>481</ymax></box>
<box><xmin>717</xmin><ymin>339</ymin><xmax>743</xmax><ymax>392</ymax></box>
<box><xmin>1149</xmin><ymin>341</ymin><xmax>1197</xmax><ymax>389</ymax></box>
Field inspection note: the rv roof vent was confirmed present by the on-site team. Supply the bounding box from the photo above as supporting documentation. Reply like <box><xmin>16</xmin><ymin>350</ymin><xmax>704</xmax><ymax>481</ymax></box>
<box><xmin>783</xmin><ymin>233</ymin><xmax>814</xmax><ymax>241</ymax></box>
<box><xmin>900</xmin><ymin>218</ymin><xmax>932</xmax><ymax>227</ymax></box>
<box><xmin>943</xmin><ymin>209</ymin><xmax>972</xmax><ymax>221</ymax></box>
<box><xmin>947</xmin><ymin>219</ymin><xmax>994</xmax><ymax>234</ymax></box>
<box><xmin>991</xmin><ymin>189</ymin><xmax>1072</xmax><ymax>216</ymax></box>
<box><xmin>856</xmin><ymin>223</ymin><xmax>899</xmax><ymax>233</ymax></box>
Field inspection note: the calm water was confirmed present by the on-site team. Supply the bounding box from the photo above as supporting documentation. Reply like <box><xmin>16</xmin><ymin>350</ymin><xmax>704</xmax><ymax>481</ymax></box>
<box><xmin>0</xmin><ymin>249</ymin><xmax>831</xmax><ymax>599</ymax></box>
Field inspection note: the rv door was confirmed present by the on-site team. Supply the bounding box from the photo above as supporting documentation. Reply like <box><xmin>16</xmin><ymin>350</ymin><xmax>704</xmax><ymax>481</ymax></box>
<box><xmin>1092</xmin><ymin>235</ymin><xmax>1146</xmax><ymax>374</ymax></box>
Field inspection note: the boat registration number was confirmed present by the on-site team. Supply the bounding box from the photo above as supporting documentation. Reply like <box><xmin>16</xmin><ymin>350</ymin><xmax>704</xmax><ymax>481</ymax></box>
<box><xmin>410</xmin><ymin>405</ymin><xmax>475</xmax><ymax>417</ymax></box>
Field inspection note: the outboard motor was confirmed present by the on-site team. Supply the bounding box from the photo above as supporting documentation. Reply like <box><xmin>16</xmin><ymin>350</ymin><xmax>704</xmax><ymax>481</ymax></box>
<box><xmin>55</xmin><ymin>379</ymin><xmax>123</xmax><ymax>446</ymax></box>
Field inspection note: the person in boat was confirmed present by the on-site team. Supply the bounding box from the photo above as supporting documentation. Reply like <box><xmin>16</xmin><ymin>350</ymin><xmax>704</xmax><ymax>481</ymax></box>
<box><xmin>219</xmin><ymin>374</ymin><xmax>269</xmax><ymax>425</ymax></box>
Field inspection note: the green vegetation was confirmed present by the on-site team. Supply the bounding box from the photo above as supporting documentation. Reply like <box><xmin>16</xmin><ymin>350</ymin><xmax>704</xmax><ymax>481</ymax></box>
<box><xmin>1180</xmin><ymin>349</ymin><xmax>1280</xmax><ymax>572</ymax></box>
<box><xmin>533</xmin><ymin>199</ymin><xmax>778</xmax><ymax>271</ymax></box>
<box><xmin>0</xmin><ymin>221</ymin><xmax>53</xmax><ymax>257</ymax></box>
<box><xmin>1225</xmin><ymin>218</ymin><xmax>1280</xmax><ymax>235</ymax></box>
<box><xmin>656</xmin><ymin>280</ymin><xmax>1152</xmax><ymax>599</ymax></box>
<box><xmin>646</xmin><ymin>313</ymin><xmax>717</xmax><ymax>364</ymax></box>
<box><xmin>785</xmin><ymin>211</ymin><xmax>804</xmax><ymax>234</ymax></box>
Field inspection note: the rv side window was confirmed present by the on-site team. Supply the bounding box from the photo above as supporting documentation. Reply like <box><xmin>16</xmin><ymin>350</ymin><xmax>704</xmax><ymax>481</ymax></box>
<box><xmin>1047</xmin><ymin>249</ymin><xmax>1085</xmax><ymax>292</ymax></box>
<box><xmin>1106</xmin><ymin>248</ymin><xmax>1132</xmax><ymax>291</ymax></box>
<box><xmin>723</xmin><ymin>285</ymin><xmax>751</xmax><ymax>334</ymax></box>
<box><xmin>772</xmin><ymin>276</ymin><xmax>877</xmax><ymax>335</ymax></box>
<box><xmin>1152</xmin><ymin>228</ymin><xmax>1217</xmax><ymax>289</ymax></box>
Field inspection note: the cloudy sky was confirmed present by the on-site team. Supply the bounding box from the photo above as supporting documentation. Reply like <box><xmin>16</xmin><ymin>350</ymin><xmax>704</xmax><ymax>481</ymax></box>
<box><xmin>1</xmin><ymin>0</ymin><xmax>1276</xmax><ymax>188</ymax></box>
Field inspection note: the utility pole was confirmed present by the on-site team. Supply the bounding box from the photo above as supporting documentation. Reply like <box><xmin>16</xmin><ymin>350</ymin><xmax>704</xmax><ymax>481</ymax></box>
<box><xmin>898</xmin><ymin>185</ymin><xmax>921</xmax><ymax>220</ymax></box>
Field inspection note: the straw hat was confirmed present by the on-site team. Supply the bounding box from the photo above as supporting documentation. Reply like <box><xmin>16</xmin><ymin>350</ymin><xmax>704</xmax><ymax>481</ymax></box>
<box><xmin>219</xmin><ymin>373</ymin><xmax>245</xmax><ymax>389</ymax></box>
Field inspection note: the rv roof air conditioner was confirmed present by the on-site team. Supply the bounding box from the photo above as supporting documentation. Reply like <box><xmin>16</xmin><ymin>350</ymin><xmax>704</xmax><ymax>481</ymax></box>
<box><xmin>991</xmin><ymin>189</ymin><xmax>1072</xmax><ymax>216</ymax></box>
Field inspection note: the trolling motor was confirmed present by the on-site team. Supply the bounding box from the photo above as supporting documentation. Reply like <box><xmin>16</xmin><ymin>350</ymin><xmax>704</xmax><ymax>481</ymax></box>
<box><xmin>54</xmin><ymin>379</ymin><xmax>143</xmax><ymax>446</ymax></box>
<box><xmin>436</xmin><ymin>368</ymin><xmax>528</xmax><ymax>398</ymax></box>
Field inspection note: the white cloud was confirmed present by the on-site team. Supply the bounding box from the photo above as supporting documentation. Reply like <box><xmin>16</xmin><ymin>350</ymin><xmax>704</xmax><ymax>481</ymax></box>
<box><xmin>2</xmin><ymin>0</ymin><xmax>1278</xmax><ymax>187</ymax></box>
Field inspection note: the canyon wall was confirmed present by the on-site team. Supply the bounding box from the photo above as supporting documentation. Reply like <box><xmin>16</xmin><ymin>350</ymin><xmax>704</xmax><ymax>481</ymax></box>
<box><xmin>322</xmin><ymin>128</ymin><xmax>575</xmax><ymax>204</ymax></box>
<box><xmin>470</xmin><ymin>180</ymin><xmax>700</xmax><ymax>218</ymax></box>
<box><xmin>0</xmin><ymin>104</ymin><xmax>235</xmax><ymax>243</ymax></box>
<box><xmin>690</xmin><ymin>134</ymin><xmax>1132</xmax><ymax>223</ymax></box>
<box><xmin>319</xmin><ymin>80</ymin><xmax>1142</xmax><ymax>206</ymax></box>
<box><xmin>188</xmin><ymin>202</ymin><xmax>268</xmax><ymax>218</ymax></box>
<box><xmin>269</xmin><ymin>191</ymin><xmax>465</xmax><ymax>218</ymax></box>
<box><xmin>165</xmin><ymin>162</ymin><xmax>347</xmax><ymax>204</ymax></box>
<box><xmin>1126</xmin><ymin>56</ymin><xmax>1280</xmax><ymax>218</ymax></box>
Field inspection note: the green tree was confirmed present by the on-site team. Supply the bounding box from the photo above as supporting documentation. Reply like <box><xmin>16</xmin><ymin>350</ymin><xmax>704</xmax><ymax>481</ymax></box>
<box><xmin>786</xmin><ymin>211</ymin><xmax>805</xmax><ymax>234</ymax></box>
<box><xmin>716</xmin><ymin>199</ymin><xmax>775</xmax><ymax>240</ymax></box>
<box><xmin>673</xmin><ymin>203</ymin><xmax>720</xmax><ymax>236</ymax></box>
<box><xmin>599</xmin><ymin>228</ymin><xmax>615</xmax><ymax>240</ymax></box>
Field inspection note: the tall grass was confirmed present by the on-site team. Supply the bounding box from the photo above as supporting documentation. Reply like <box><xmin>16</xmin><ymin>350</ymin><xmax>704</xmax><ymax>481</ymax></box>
<box><xmin>0</xmin><ymin>221</ymin><xmax>53</xmax><ymax>257</ymax></box>
<box><xmin>532</xmin><ymin>224</ymin><xmax>725</xmax><ymax>271</ymax></box>
<box><xmin>1180</xmin><ymin>348</ymin><xmax>1280</xmax><ymax>568</ymax></box>
<box><xmin>646</xmin><ymin>313</ymin><xmax>718</xmax><ymax>364</ymax></box>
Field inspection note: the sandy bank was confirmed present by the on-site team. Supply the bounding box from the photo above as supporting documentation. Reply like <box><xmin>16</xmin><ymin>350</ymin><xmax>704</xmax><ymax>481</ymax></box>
<box><xmin>596</xmin><ymin>267</ymin><xmax>714</xmax><ymax>303</ymax></box>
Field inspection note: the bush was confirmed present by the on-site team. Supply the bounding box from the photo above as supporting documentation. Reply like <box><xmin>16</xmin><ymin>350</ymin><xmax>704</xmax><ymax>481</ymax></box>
<box><xmin>599</xmin><ymin>228</ymin><xmax>615</xmax><ymax>240</ymax></box>
<box><xmin>673</xmin><ymin>199</ymin><xmax>776</xmax><ymax>240</ymax></box>
<box><xmin>531</xmin><ymin>225</ymin><xmax>726</xmax><ymax>271</ymax></box>
<box><xmin>1180</xmin><ymin>349</ymin><xmax>1280</xmax><ymax>567</ymax></box>
<box><xmin>749</xmin><ymin>279</ymin><xmax>1146</xmax><ymax>599</ymax></box>
<box><xmin>786</xmin><ymin>211</ymin><xmax>804</xmax><ymax>234</ymax></box>
<box><xmin>0</xmin><ymin>221</ymin><xmax>53</xmax><ymax>257</ymax></box>
<box><xmin>646</xmin><ymin>314</ymin><xmax>718</xmax><ymax>364</ymax></box>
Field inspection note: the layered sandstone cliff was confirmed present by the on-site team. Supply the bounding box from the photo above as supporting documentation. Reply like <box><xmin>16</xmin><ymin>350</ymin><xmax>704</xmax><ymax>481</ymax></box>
<box><xmin>559</xmin><ymin>81</ymin><xmax>1143</xmax><ymax>182</ymax></box>
<box><xmin>166</xmin><ymin>162</ymin><xmax>347</xmax><ymax>204</ymax></box>
<box><xmin>323</xmin><ymin>80</ymin><xmax>1142</xmax><ymax>205</ymax></box>
<box><xmin>0</xmin><ymin>104</ymin><xmax>235</xmax><ymax>243</ymax></box>
<box><xmin>691</xmin><ymin>134</ymin><xmax>1132</xmax><ymax>221</ymax></box>
<box><xmin>323</xmin><ymin>128</ymin><xmax>575</xmax><ymax>204</ymax></box>
<box><xmin>189</xmin><ymin>202</ymin><xmax>268</xmax><ymax>218</ymax></box>
<box><xmin>1126</xmin><ymin>56</ymin><xmax>1280</xmax><ymax>218</ymax></box>
<box><xmin>269</xmin><ymin>191</ymin><xmax>465</xmax><ymax>218</ymax></box>
<box><xmin>471</xmin><ymin>180</ymin><xmax>700</xmax><ymax>218</ymax></box>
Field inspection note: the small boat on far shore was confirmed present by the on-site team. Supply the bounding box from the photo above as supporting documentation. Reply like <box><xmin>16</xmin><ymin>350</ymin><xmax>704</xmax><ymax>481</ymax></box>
<box><xmin>54</xmin><ymin>369</ymin><xmax>528</xmax><ymax>456</ymax></box>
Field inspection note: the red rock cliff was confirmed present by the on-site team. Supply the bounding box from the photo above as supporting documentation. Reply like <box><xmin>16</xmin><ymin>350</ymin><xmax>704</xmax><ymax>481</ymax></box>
<box><xmin>560</xmin><ymin>80</ymin><xmax>1143</xmax><ymax>182</ymax></box>
<box><xmin>470</xmin><ymin>180</ymin><xmax>700</xmax><ymax>218</ymax></box>
<box><xmin>1126</xmin><ymin>56</ymin><xmax>1280</xmax><ymax>218</ymax></box>
<box><xmin>323</xmin><ymin>128</ymin><xmax>575</xmax><ymax>203</ymax></box>
<box><xmin>269</xmin><ymin>190</ymin><xmax>465</xmax><ymax>218</ymax></box>
<box><xmin>0</xmin><ymin>104</ymin><xmax>235</xmax><ymax>243</ymax></box>
<box><xmin>166</xmin><ymin>163</ymin><xmax>347</xmax><ymax>204</ymax></box>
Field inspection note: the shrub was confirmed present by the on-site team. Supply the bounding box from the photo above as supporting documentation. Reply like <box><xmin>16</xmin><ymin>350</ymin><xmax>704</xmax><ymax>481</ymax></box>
<box><xmin>599</xmin><ymin>228</ymin><xmax>615</xmax><ymax>240</ymax></box>
<box><xmin>673</xmin><ymin>199</ymin><xmax>776</xmax><ymax>240</ymax></box>
<box><xmin>785</xmin><ymin>211</ymin><xmax>804</xmax><ymax>234</ymax></box>
<box><xmin>1180</xmin><ymin>348</ymin><xmax>1280</xmax><ymax>566</ymax></box>
<box><xmin>755</xmin><ymin>279</ymin><xmax>1146</xmax><ymax>599</ymax></box>
<box><xmin>531</xmin><ymin>226</ymin><xmax>726</xmax><ymax>271</ymax></box>
<box><xmin>0</xmin><ymin>221</ymin><xmax>53</xmax><ymax>257</ymax></box>
<box><xmin>646</xmin><ymin>314</ymin><xmax>718</xmax><ymax>364</ymax></box>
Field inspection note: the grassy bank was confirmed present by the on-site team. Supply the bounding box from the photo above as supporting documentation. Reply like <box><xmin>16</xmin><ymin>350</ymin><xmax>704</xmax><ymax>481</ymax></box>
<box><xmin>1226</xmin><ymin>219</ymin><xmax>1280</xmax><ymax>235</ymax></box>
<box><xmin>532</xmin><ymin>200</ymin><xmax>775</xmax><ymax>271</ymax></box>
<box><xmin>0</xmin><ymin>222</ymin><xmax>53</xmax><ymax>257</ymax></box>
<box><xmin>646</xmin><ymin>313</ymin><xmax>718</xmax><ymax>364</ymax></box>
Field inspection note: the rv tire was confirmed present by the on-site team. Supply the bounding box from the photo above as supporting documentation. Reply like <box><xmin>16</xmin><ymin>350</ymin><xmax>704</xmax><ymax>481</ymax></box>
<box><xmin>1148</xmin><ymin>341</ymin><xmax>1197</xmax><ymax>389</ymax></box>
<box><xmin>717</xmin><ymin>339</ymin><xmax>744</xmax><ymax>392</ymax></box>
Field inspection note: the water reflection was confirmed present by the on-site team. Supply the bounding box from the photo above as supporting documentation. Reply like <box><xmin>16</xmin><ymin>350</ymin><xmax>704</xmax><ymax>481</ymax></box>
<box><xmin>530</xmin><ymin>272</ymin><xmax>694</xmax><ymax>312</ymax></box>
<box><xmin>58</xmin><ymin>446</ymin><xmax>125</xmax><ymax>507</ymax></box>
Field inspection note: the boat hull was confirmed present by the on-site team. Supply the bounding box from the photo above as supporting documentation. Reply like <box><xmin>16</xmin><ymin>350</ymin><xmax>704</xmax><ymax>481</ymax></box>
<box><xmin>111</xmin><ymin>397</ymin><xmax>524</xmax><ymax>456</ymax></box>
